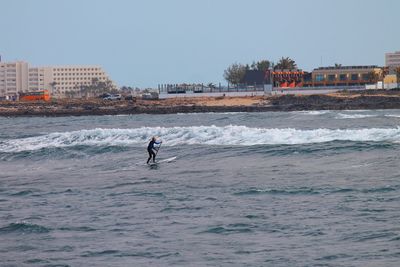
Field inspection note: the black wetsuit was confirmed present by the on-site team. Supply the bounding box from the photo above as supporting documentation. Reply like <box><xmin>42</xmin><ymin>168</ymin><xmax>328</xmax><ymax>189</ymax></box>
<box><xmin>147</xmin><ymin>140</ymin><xmax>159</xmax><ymax>164</ymax></box>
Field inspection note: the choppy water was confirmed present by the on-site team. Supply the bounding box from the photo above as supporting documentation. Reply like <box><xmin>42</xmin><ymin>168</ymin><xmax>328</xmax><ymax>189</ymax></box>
<box><xmin>1</xmin><ymin>110</ymin><xmax>400</xmax><ymax>266</ymax></box>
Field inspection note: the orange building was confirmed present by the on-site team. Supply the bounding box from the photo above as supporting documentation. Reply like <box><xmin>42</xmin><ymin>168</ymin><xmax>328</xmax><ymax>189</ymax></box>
<box><xmin>272</xmin><ymin>70</ymin><xmax>305</xmax><ymax>88</ymax></box>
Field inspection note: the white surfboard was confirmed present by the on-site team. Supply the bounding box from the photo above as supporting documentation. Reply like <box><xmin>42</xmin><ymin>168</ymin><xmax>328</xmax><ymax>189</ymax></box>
<box><xmin>147</xmin><ymin>156</ymin><xmax>177</xmax><ymax>166</ymax></box>
<box><xmin>157</xmin><ymin>156</ymin><xmax>177</xmax><ymax>163</ymax></box>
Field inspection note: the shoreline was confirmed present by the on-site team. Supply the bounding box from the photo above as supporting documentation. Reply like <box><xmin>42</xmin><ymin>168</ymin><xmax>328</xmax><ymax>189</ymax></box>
<box><xmin>2</xmin><ymin>90</ymin><xmax>400</xmax><ymax>117</ymax></box>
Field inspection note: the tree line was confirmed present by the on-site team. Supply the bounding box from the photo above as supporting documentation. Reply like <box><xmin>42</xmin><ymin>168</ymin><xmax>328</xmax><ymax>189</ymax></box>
<box><xmin>224</xmin><ymin>57</ymin><xmax>297</xmax><ymax>85</ymax></box>
<box><xmin>62</xmin><ymin>78</ymin><xmax>117</xmax><ymax>98</ymax></box>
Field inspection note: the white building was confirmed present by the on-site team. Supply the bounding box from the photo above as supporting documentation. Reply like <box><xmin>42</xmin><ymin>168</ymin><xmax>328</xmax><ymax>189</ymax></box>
<box><xmin>0</xmin><ymin>61</ymin><xmax>29</xmax><ymax>99</ymax></box>
<box><xmin>0</xmin><ymin>59</ymin><xmax>116</xmax><ymax>99</ymax></box>
<box><xmin>28</xmin><ymin>67</ymin><xmax>53</xmax><ymax>92</ymax></box>
<box><xmin>50</xmin><ymin>66</ymin><xmax>115</xmax><ymax>97</ymax></box>
<box><xmin>385</xmin><ymin>51</ymin><xmax>400</xmax><ymax>69</ymax></box>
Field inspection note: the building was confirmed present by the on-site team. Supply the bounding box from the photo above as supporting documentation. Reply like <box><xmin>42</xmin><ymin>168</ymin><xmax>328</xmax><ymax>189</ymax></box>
<box><xmin>303</xmin><ymin>65</ymin><xmax>382</xmax><ymax>87</ymax></box>
<box><xmin>384</xmin><ymin>74</ymin><xmax>397</xmax><ymax>84</ymax></box>
<box><xmin>272</xmin><ymin>69</ymin><xmax>305</xmax><ymax>87</ymax></box>
<box><xmin>28</xmin><ymin>67</ymin><xmax>53</xmax><ymax>92</ymax></box>
<box><xmin>0</xmin><ymin>58</ymin><xmax>116</xmax><ymax>99</ymax></box>
<box><xmin>242</xmin><ymin>70</ymin><xmax>271</xmax><ymax>86</ymax></box>
<box><xmin>0</xmin><ymin>61</ymin><xmax>29</xmax><ymax>99</ymax></box>
<box><xmin>385</xmin><ymin>51</ymin><xmax>400</xmax><ymax>70</ymax></box>
<box><xmin>49</xmin><ymin>65</ymin><xmax>114</xmax><ymax>97</ymax></box>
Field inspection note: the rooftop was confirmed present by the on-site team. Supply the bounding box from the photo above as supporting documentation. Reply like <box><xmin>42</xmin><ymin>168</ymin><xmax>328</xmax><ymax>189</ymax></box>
<box><xmin>315</xmin><ymin>65</ymin><xmax>380</xmax><ymax>70</ymax></box>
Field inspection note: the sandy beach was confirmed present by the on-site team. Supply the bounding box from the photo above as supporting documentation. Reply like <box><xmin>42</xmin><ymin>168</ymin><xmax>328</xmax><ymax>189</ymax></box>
<box><xmin>1</xmin><ymin>90</ymin><xmax>400</xmax><ymax>116</ymax></box>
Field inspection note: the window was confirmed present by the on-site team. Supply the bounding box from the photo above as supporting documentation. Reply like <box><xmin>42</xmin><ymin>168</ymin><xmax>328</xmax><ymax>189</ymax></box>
<box><xmin>339</xmin><ymin>74</ymin><xmax>347</xmax><ymax>81</ymax></box>
<box><xmin>351</xmin><ymin>74</ymin><xmax>359</xmax><ymax>81</ymax></box>
<box><xmin>362</xmin><ymin>74</ymin><xmax>369</xmax><ymax>81</ymax></box>
<box><xmin>315</xmin><ymin>74</ymin><xmax>325</xmax><ymax>82</ymax></box>
<box><xmin>328</xmin><ymin>75</ymin><xmax>336</xmax><ymax>81</ymax></box>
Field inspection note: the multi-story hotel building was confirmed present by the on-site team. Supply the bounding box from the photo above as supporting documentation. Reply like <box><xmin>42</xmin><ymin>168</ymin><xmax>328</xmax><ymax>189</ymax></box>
<box><xmin>0</xmin><ymin>59</ymin><xmax>116</xmax><ymax>99</ymax></box>
<box><xmin>0</xmin><ymin>61</ymin><xmax>29</xmax><ymax>99</ymax></box>
<box><xmin>50</xmin><ymin>66</ymin><xmax>114</xmax><ymax>96</ymax></box>
<box><xmin>385</xmin><ymin>51</ymin><xmax>400</xmax><ymax>69</ymax></box>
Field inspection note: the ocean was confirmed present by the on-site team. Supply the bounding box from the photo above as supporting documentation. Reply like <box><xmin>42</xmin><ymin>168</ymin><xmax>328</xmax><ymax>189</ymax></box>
<box><xmin>1</xmin><ymin>110</ymin><xmax>400</xmax><ymax>266</ymax></box>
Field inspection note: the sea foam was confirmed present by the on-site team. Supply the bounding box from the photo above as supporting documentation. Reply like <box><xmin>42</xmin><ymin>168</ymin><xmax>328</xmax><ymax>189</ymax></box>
<box><xmin>1</xmin><ymin>125</ymin><xmax>400</xmax><ymax>152</ymax></box>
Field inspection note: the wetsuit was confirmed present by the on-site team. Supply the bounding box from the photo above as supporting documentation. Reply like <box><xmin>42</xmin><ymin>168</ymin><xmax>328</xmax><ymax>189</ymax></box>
<box><xmin>147</xmin><ymin>140</ymin><xmax>160</xmax><ymax>164</ymax></box>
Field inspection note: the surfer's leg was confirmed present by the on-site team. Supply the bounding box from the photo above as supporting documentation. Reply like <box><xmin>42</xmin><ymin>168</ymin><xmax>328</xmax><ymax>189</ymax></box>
<box><xmin>147</xmin><ymin>151</ymin><xmax>152</xmax><ymax>164</ymax></box>
<box><xmin>151</xmin><ymin>150</ymin><xmax>156</xmax><ymax>162</ymax></box>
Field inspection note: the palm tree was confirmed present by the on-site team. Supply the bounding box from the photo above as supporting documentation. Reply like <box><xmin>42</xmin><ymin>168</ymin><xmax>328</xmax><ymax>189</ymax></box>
<box><xmin>274</xmin><ymin>57</ymin><xmax>297</xmax><ymax>70</ymax></box>
<box><xmin>49</xmin><ymin>81</ymin><xmax>58</xmax><ymax>96</ymax></box>
<box><xmin>367</xmin><ymin>71</ymin><xmax>380</xmax><ymax>84</ymax></box>
<box><xmin>334</xmin><ymin>63</ymin><xmax>342</xmax><ymax>68</ymax></box>
<box><xmin>255</xmin><ymin>60</ymin><xmax>271</xmax><ymax>72</ymax></box>
<box><xmin>381</xmin><ymin>67</ymin><xmax>389</xmax><ymax>89</ymax></box>
<box><xmin>395</xmin><ymin>67</ymin><xmax>400</xmax><ymax>88</ymax></box>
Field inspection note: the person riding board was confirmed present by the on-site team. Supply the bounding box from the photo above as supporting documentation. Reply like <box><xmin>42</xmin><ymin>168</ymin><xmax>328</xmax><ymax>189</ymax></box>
<box><xmin>147</xmin><ymin>136</ymin><xmax>162</xmax><ymax>164</ymax></box>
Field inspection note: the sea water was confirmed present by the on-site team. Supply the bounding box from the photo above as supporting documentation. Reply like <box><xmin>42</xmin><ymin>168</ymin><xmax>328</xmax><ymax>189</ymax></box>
<box><xmin>1</xmin><ymin>110</ymin><xmax>400</xmax><ymax>266</ymax></box>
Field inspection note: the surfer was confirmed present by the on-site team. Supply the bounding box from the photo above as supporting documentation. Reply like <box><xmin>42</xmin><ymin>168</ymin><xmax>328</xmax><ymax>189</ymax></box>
<box><xmin>147</xmin><ymin>136</ymin><xmax>162</xmax><ymax>164</ymax></box>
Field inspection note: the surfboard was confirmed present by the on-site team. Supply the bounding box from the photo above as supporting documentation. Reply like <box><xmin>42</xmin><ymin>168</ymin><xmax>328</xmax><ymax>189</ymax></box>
<box><xmin>147</xmin><ymin>156</ymin><xmax>177</xmax><ymax>166</ymax></box>
<box><xmin>157</xmin><ymin>156</ymin><xmax>177</xmax><ymax>163</ymax></box>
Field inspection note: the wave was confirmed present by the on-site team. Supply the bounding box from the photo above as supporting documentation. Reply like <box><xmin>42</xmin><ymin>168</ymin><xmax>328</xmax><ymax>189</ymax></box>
<box><xmin>336</xmin><ymin>113</ymin><xmax>376</xmax><ymax>119</ymax></box>
<box><xmin>234</xmin><ymin>187</ymin><xmax>319</xmax><ymax>196</ymax></box>
<box><xmin>1</xmin><ymin>125</ymin><xmax>400</xmax><ymax>152</ymax></box>
<box><xmin>0</xmin><ymin>221</ymin><xmax>50</xmax><ymax>234</ymax></box>
<box><xmin>385</xmin><ymin>114</ymin><xmax>400</xmax><ymax>118</ymax></box>
<box><xmin>234</xmin><ymin>185</ymin><xmax>399</xmax><ymax>196</ymax></box>
<box><xmin>293</xmin><ymin>110</ymin><xmax>331</xmax><ymax>116</ymax></box>
<box><xmin>200</xmin><ymin>224</ymin><xmax>254</xmax><ymax>235</ymax></box>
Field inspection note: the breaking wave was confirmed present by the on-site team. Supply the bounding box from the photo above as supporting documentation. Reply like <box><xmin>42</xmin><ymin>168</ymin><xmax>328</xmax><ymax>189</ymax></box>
<box><xmin>335</xmin><ymin>113</ymin><xmax>377</xmax><ymax>119</ymax></box>
<box><xmin>1</xmin><ymin>125</ymin><xmax>400</xmax><ymax>152</ymax></box>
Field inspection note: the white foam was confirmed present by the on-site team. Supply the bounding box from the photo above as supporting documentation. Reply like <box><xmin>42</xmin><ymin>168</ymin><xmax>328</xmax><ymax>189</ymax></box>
<box><xmin>1</xmin><ymin>125</ymin><xmax>400</xmax><ymax>152</ymax></box>
<box><xmin>336</xmin><ymin>113</ymin><xmax>376</xmax><ymax>119</ymax></box>
<box><xmin>292</xmin><ymin>110</ymin><xmax>331</xmax><ymax>116</ymax></box>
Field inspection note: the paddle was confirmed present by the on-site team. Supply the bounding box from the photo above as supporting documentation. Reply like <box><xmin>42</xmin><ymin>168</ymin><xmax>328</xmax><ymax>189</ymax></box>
<box><xmin>154</xmin><ymin>141</ymin><xmax>162</xmax><ymax>160</ymax></box>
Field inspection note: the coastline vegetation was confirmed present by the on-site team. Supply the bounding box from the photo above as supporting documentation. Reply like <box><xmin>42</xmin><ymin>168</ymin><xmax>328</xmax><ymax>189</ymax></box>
<box><xmin>223</xmin><ymin>57</ymin><xmax>297</xmax><ymax>85</ymax></box>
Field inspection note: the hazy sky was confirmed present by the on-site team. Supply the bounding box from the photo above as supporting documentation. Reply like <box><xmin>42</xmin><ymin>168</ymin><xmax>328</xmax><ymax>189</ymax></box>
<box><xmin>1</xmin><ymin>0</ymin><xmax>399</xmax><ymax>87</ymax></box>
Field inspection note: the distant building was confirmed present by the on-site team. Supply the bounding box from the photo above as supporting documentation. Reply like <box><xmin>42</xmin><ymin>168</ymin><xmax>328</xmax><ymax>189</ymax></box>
<box><xmin>384</xmin><ymin>74</ymin><xmax>397</xmax><ymax>85</ymax></box>
<box><xmin>242</xmin><ymin>70</ymin><xmax>271</xmax><ymax>85</ymax></box>
<box><xmin>272</xmin><ymin>69</ymin><xmax>305</xmax><ymax>88</ymax></box>
<box><xmin>385</xmin><ymin>51</ymin><xmax>400</xmax><ymax>70</ymax></box>
<box><xmin>303</xmin><ymin>65</ymin><xmax>382</xmax><ymax>87</ymax></box>
<box><xmin>49</xmin><ymin>65</ymin><xmax>115</xmax><ymax>97</ymax></box>
<box><xmin>0</xmin><ymin>61</ymin><xmax>29</xmax><ymax>99</ymax></box>
<box><xmin>0</xmin><ymin>58</ymin><xmax>116</xmax><ymax>99</ymax></box>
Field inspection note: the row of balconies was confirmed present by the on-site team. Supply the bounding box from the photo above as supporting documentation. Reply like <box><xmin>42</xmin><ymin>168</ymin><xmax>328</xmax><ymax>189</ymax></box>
<box><xmin>53</xmin><ymin>72</ymin><xmax>104</xmax><ymax>76</ymax></box>
<box><xmin>55</xmin><ymin>81</ymin><xmax>93</xmax><ymax>86</ymax></box>
<box><xmin>53</xmin><ymin>68</ymin><xmax>100</xmax><ymax>72</ymax></box>
<box><xmin>53</xmin><ymin>77</ymin><xmax>107</xmax><ymax>81</ymax></box>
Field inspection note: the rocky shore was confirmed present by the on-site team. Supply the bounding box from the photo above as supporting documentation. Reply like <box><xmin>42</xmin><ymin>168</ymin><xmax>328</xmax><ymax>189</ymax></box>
<box><xmin>1</xmin><ymin>90</ymin><xmax>400</xmax><ymax>117</ymax></box>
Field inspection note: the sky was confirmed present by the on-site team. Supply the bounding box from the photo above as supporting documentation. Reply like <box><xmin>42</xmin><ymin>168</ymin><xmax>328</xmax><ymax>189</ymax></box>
<box><xmin>1</xmin><ymin>0</ymin><xmax>399</xmax><ymax>88</ymax></box>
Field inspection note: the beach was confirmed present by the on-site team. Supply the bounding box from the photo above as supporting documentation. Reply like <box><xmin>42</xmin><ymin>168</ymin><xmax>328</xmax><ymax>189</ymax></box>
<box><xmin>0</xmin><ymin>90</ymin><xmax>400</xmax><ymax>116</ymax></box>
